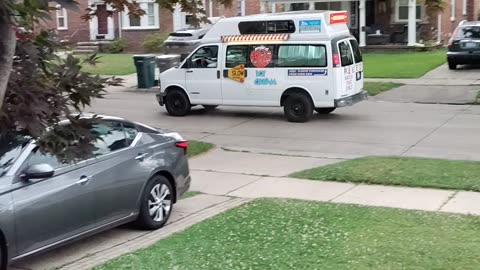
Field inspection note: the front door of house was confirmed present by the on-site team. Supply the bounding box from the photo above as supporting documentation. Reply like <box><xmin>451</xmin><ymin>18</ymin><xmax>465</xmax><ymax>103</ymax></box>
<box><xmin>97</xmin><ymin>4</ymin><xmax>109</xmax><ymax>36</ymax></box>
<box><xmin>89</xmin><ymin>3</ymin><xmax>114</xmax><ymax>40</ymax></box>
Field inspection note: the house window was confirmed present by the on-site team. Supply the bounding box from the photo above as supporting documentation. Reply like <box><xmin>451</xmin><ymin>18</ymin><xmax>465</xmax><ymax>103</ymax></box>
<box><xmin>185</xmin><ymin>15</ymin><xmax>194</xmax><ymax>26</ymax></box>
<box><xmin>395</xmin><ymin>0</ymin><xmax>421</xmax><ymax>22</ymax></box>
<box><xmin>147</xmin><ymin>3</ymin><xmax>155</xmax><ymax>26</ymax></box>
<box><xmin>56</xmin><ymin>7</ymin><xmax>68</xmax><ymax>30</ymax></box>
<box><xmin>237</xmin><ymin>0</ymin><xmax>242</xmax><ymax>16</ymax></box>
<box><xmin>122</xmin><ymin>1</ymin><xmax>159</xmax><ymax>30</ymax></box>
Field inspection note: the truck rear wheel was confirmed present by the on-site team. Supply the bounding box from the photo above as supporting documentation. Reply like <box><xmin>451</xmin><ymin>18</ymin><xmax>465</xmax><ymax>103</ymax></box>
<box><xmin>165</xmin><ymin>89</ymin><xmax>191</xmax><ymax>116</ymax></box>
<box><xmin>283</xmin><ymin>93</ymin><xmax>313</xmax><ymax>122</ymax></box>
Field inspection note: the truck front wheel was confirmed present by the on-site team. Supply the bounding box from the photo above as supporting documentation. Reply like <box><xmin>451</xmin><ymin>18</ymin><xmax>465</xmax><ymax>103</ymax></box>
<box><xmin>165</xmin><ymin>89</ymin><xmax>191</xmax><ymax>116</ymax></box>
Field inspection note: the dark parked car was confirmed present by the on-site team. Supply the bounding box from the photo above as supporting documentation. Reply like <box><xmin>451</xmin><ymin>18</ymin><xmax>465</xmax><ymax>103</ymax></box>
<box><xmin>447</xmin><ymin>21</ymin><xmax>480</xmax><ymax>69</ymax></box>
<box><xmin>0</xmin><ymin>115</ymin><xmax>190</xmax><ymax>269</ymax></box>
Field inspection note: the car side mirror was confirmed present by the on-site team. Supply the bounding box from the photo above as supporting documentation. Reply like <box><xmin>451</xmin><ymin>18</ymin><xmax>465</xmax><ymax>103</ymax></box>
<box><xmin>22</xmin><ymin>164</ymin><xmax>55</xmax><ymax>180</ymax></box>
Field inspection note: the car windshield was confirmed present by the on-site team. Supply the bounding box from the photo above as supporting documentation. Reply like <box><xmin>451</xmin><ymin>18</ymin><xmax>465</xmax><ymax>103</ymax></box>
<box><xmin>457</xmin><ymin>26</ymin><xmax>480</xmax><ymax>39</ymax></box>
<box><xmin>0</xmin><ymin>135</ymin><xmax>30</xmax><ymax>176</ymax></box>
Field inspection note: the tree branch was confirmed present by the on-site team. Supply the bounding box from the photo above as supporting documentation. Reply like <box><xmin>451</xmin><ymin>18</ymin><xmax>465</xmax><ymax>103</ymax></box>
<box><xmin>0</xmin><ymin>22</ymin><xmax>16</xmax><ymax>111</ymax></box>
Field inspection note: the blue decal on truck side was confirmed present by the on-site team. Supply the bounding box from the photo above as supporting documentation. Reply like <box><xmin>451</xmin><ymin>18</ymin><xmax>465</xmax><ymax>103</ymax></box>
<box><xmin>288</xmin><ymin>69</ymin><xmax>328</xmax><ymax>76</ymax></box>
<box><xmin>299</xmin><ymin>20</ymin><xmax>322</xmax><ymax>33</ymax></box>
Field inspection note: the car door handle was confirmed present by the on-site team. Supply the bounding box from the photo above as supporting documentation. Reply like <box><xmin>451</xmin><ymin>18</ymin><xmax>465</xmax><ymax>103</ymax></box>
<box><xmin>135</xmin><ymin>153</ymin><xmax>149</xmax><ymax>161</ymax></box>
<box><xmin>76</xmin><ymin>176</ymin><xmax>91</xmax><ymax>186</ymax></box>
<box><xmin>186</xmin><ymin>70</ymin><xmax>193</xmax><ymax>73</ymax></box>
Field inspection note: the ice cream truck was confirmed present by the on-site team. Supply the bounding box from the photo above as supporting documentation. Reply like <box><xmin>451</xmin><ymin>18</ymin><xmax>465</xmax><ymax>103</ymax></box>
<box><xmin>157</xmin><ymin>11</ymin><xmax>366</xmax><ymax>122</ymax></box>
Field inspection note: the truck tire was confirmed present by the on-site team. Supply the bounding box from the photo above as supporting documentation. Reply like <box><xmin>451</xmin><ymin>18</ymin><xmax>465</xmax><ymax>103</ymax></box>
<box><xmin>283</xmin><ymin>93</ymin><xmax>313</xmax><ymax>122</ymax></box>
<box><xmin>315</xmin><ymin>107</ymin><xmax>336</xmax><ymax>114</ymax></box>
<box><xmin>165</xmin><ymin>89</ymin><xmax>191</xmax><ymax>116</ymax></box>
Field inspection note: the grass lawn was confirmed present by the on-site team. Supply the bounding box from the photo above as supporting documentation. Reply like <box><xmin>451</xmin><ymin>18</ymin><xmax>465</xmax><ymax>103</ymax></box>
<box><xmin>188</xmin><ymin>141</ymin><xmax>214</xmax><ymax>158</ymax></box>
<box><xmin>81</xmin><ymin>54</ymin><xmax>135</xmax><ymax>75</ymax></box>
<box><xmin>180</xmin><ymin>191</ymin><xmax>201</xmax><ymax>199</ymax></box>
<box><xmin>363</xmin><ymin>50</ymin><xmax>446</xmax><ymax>78</ymax></box>
<box><xmin>364</xmin><ymin>82</ymin><xmax>403</xmax><ymax>96</ymax></box>
<box><xmin>95</xmin><ymin>199</ymin><xmax>480</xmax><ymax>270</ymax></box>
<box><xmin>290</xmin><ymin>157</ymin><xmax>480</xmax><ymax>191</ymax></box>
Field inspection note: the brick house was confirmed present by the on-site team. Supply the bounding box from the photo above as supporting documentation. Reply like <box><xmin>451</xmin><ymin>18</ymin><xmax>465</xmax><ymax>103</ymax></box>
<box><xmin>44</xmin><ymin>0</ymin><xmax>263</xmax><ymax>52</ymax></box>
<box><xmin>45</xmin><ymin>0</ymin><xmax>478</xmax><ymax>51</ymax></box>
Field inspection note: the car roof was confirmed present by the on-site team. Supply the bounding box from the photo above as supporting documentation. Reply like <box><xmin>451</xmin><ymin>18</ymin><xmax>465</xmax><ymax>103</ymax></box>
<box><xmin>460</xmin><ymin>21</ymin><xmax>480</xmax><ymax>26</ymax></box>
<box><xmin>76</xmin><ymin>113</ymin><xmax>127</xmax><ymax>122</ymax></box>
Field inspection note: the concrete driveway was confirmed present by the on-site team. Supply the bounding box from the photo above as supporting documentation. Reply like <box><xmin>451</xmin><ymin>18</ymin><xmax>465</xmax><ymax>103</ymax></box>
<box><xmin>372</xmin><ymin>64</ymin><xmax>480</xmax><ymax>104</ymax></box>
<box><xmin>87</xmin><ymin>85</ymin><xmax>480</xmax><ymax>161</ymax></box>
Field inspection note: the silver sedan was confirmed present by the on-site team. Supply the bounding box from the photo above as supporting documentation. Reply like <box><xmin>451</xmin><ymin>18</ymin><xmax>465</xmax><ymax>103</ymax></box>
<box><xmin>0</xmin><ymin>115</ymin><xmax>191</xmax><ymax>269</ymax></box>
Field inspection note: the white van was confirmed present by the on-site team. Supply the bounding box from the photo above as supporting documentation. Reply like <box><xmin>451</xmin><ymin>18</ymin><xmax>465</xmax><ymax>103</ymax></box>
<box><xmin>157</xmin><ymin>11</ymin><xmax>366</xmax><ymax>122</ymax></box>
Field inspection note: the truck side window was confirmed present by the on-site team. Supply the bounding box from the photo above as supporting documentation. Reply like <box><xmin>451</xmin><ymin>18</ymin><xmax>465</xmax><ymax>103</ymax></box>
<box><xmin>226</xmin><ymin>45</ymin><xmax>248</xmax><ymax>68</ymax></box>
<box><xmin>338</xmin><ymin>41</ymin><xmax>354</xmax><ymax>67</ymax></box>
<box><xmin>189</xmin><ymin>46</ymin><xmax>218</xmax><ymax>68</ymax></box>
<box><xmin>277</xmin><ymin>45</ymin><xmax>327</xmax><ymax>67</ymax></box>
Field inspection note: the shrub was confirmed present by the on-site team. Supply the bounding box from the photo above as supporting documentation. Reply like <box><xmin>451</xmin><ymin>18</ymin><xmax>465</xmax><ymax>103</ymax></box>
<box><xmin>106</xmin><ymin>39</ymin><xmax>127</xmax><ymax>53</ymax></box>
<box><xmin>142</xmin><ymin>33</ymin><xmax>169</xmax><ymax>53</ymax></box>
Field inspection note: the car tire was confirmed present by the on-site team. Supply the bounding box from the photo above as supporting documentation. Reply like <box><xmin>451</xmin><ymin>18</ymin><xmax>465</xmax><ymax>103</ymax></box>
<box><xmin>448</xmin><ymin>61</ymin><xmax>457</xmax><ymax>70</ymax></box>
<box><xmin>202</xmin><ymin>105</ymin><xmax>218</xmax><ymax>111</ymax></box>
<box><xmin>315</xmin><ymin>107</ymin><xmax>336</xmax><ymax>114</ymax></box>
<box><xmin>283</xmin><ymin>93</ymin><xmax>313</xmax><ymax>123</ymax></box>
<box><xmin>135</xmin><ymin>175</ymin><xmax>174</xmax><ymax>230</ymax></box>
<box><xmin>165</xmin><ymin>89</ymin><xmax>191</xmax><ymax>116</ymax></box>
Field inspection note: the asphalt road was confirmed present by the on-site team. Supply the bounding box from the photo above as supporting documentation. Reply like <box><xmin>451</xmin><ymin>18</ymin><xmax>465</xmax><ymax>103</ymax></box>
<box><xmin>88</xmin><ymin>85</ymin><xmax>480</xmax><ymax>161</ymax></box>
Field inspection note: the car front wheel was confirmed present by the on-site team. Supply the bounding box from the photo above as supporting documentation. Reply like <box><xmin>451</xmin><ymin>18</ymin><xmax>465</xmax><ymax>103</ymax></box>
<box><xmin>165</xmin><ymin>89</ymin><xmax>191</xmax><ymax>116</ymax></box>
<box><xmin>136</xmin><ymin>175</ymin><xmax>174</xmax><ymax>230</ymax></box>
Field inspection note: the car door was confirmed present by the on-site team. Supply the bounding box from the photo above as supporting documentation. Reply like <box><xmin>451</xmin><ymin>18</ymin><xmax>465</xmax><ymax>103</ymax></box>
<box><xmin>184</xmin><ymin>45</ymin><xmax>222</xmax><ymax>105</ymax></box>
<box><xmin>87</xmin><ymin>121</ymin><xmax>152</xmax><ymax>226</ymax></box>
<box><xmin>12</xmin><ymin>149</ymin><xmax>95</xmax><ymax>256</ymax></box>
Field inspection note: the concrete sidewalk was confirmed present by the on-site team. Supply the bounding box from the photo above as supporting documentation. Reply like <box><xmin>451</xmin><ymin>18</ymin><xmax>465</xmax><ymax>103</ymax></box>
<box><xmin>191</xmin><ymin>171</ymin><xmax>480</xmax><ymax>215</ymax></box>
<box><xmin>190</xmin><ymin>149</ymin><xmax>480</xmax><ymax>216</ymax></box>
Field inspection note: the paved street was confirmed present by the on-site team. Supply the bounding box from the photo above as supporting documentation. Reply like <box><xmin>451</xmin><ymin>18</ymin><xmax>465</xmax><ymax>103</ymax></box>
<box><xmin>88</xmin><ymin>83</ymin><xmax>480</xmax><ymax>161</ymax></box>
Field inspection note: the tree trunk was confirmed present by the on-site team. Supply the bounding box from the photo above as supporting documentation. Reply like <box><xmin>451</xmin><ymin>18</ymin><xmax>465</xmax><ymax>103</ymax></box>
<box><xmin>0</xmin><ymin>21</ymin><xmax>16</xmax><ymax>110</ymax></box>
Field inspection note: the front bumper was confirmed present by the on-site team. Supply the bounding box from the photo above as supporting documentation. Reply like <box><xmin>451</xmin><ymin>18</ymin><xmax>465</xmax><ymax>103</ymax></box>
<box><xmin>334</xmin><ymin>91</ymin><xmax>368</xmax><ymax>107</ymax></box>
<box><xmin>156</xmin><ymin>92</ymin><xmax>165</xmax><ymax>106</ymax></box>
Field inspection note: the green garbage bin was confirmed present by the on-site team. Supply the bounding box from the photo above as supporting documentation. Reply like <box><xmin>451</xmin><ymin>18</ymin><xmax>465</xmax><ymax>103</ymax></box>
<box><xmin>133</xmin><ymin>55</ymin><xmax>156</xmax><ymax>88</ymax></box>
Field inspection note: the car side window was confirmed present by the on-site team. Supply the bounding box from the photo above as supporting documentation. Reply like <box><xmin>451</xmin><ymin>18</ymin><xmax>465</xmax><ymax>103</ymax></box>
<box><xmin>123</xmin><ymin>122</ymin><xmax>139</xmax><ymax>146</ymax></box>
<box><xmin>188</xmin><ymin>46</ymin><xmax>218</xmax><ymax>69</ymax></box>
<box><xmin>92</xmin><ymin>121</ymin><xmax>128</xmax><ymax>156</ymax></box>
<box><xmin>26</xmin><ymin>150</ymin><xmax>65</xmax><ymax>170</ymax></box>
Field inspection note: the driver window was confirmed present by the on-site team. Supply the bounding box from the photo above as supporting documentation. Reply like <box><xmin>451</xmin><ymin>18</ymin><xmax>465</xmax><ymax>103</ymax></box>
<box><xmin>26</xmin><ymin>149</ymin><xmax>65</xmax><ymax>170</ymax></box>
<box><xmin>189</xmin><ymin>45</ymin><xmax>218</xmax><ymax>69</ymax></box>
